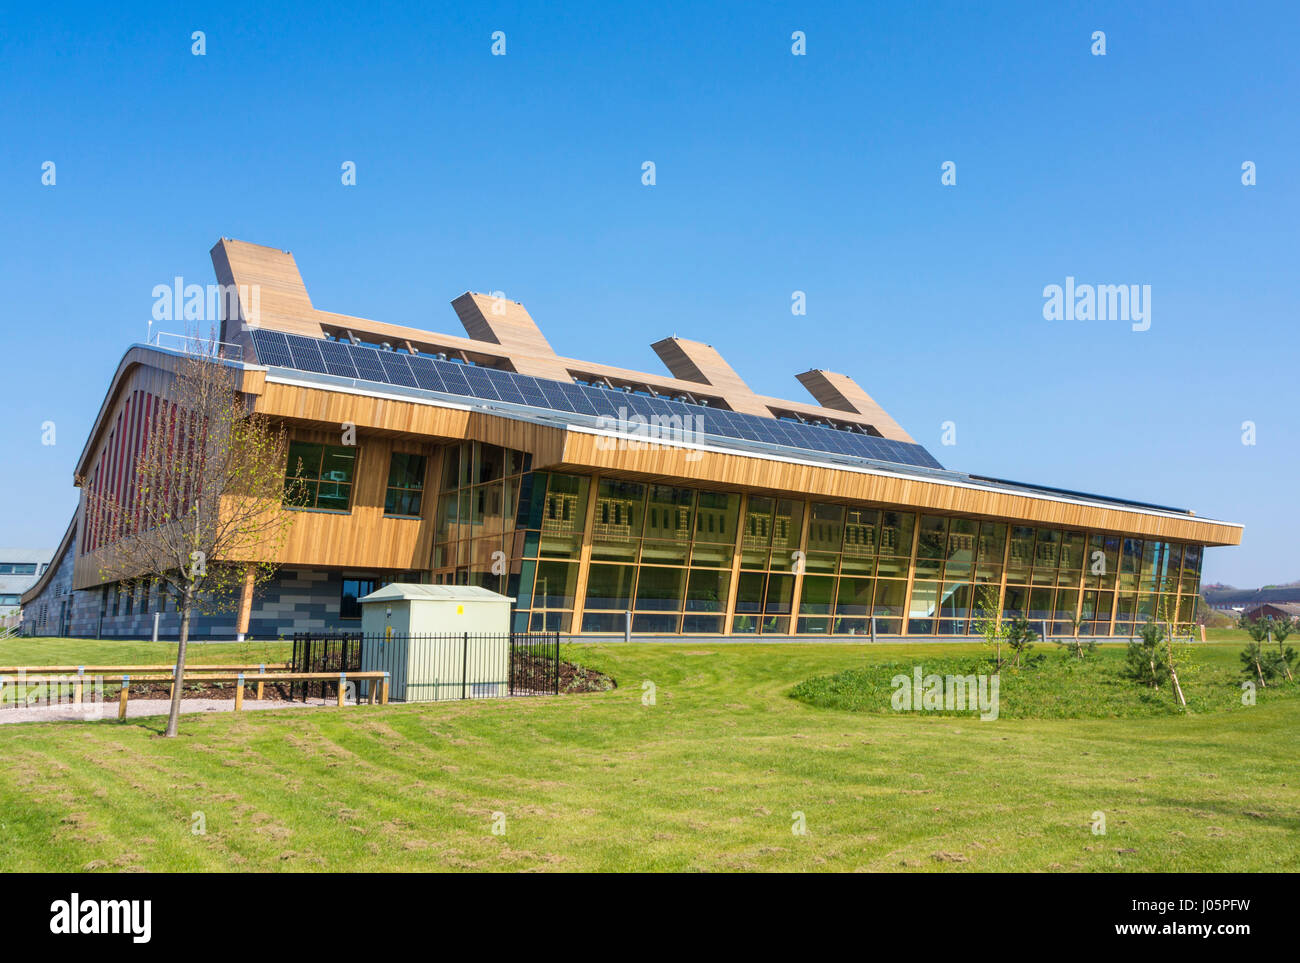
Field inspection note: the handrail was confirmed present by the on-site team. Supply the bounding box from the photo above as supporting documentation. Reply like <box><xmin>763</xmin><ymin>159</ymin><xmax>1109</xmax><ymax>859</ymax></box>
<box><xmin>150</xmin><ymin>332</ymin><xmax>244</xmax><ymax>362</ymax></box>
<box><xmin>0</xmin><ymin>663</ymin><xmax>289</xmax><ymax>674</ymax></box>
<box><xmin>1</xmin><ymin>670</ymin><xmax>391</xmax><ymax>718</ymax></box>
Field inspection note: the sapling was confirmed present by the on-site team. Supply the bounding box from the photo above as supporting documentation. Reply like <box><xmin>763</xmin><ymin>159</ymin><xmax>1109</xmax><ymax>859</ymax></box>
<box><xmin>1123</xmin><ymin>621</ymin><xmax>1170</xmax><ymax>690</ymax></box>
<box><xmin>972</xmin><ymin>583</ymin><xmax>1007</xmax><ymax>669</ymax></box>
<box><xmin>1004</xmin><ymin>617</ymin><xmax>1043</xmax><ymax>669</ymax></box>
<box><xmin>1057</xmin><ymin>611</ymin><xmax>1097</xmax><ymax>660</ymax></box>
<box><xmin>1238</xmin><ymin>616</ymin><xmax>1291</xmax><ymax>687</ymax></box>
<box><xmin>1266</xmin><ymin>616</ymin><xmax>1296</xmax><ymax>683</ymax></box>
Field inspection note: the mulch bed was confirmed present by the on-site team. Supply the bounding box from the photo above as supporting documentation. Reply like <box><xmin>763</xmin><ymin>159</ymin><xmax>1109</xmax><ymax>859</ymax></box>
<box><xmin>560</xmin><ymin>662</ymin><xmax>616</xmax><ymax>693</ymax></box>
<box><xmin>122</xmin><ymin>681</ymin><xmax>300</xmax><ymax>702</ymax></box>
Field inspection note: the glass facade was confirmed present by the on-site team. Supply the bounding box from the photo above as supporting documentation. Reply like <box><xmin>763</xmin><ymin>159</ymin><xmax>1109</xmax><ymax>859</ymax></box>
<box><xmin>437</xmin><ymin>457</ymin><xmax>1204</xmax><ymax>637</ymax></box>
<box><xmin>432</xmin><ymin>441</ymin><xmax>532</xmax><ymax>601</ymax></box>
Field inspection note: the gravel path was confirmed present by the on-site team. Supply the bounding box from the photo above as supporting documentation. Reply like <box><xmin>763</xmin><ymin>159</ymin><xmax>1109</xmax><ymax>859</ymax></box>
<box><xmin>0</xmin><ymin>696</ymin><xmax>360</xmax><ymax>725</ymax></box>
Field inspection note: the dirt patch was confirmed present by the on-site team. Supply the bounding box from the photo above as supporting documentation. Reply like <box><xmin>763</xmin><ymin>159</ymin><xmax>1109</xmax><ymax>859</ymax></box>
<box><xmin>560</xmin><ymin>661</ymin><xmax>616</xmax><ymax>694</ymax></box>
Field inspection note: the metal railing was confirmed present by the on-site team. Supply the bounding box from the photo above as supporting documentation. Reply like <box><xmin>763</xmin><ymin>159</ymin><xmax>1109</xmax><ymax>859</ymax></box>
<box><xmin>291</xmin><ymin>632</ymin><xmax>560</xmax><ymax>702</ymax></box>
<box><xmin>150</xmin><ymin>331</ymin><xmax>244</xmax><ymax>362</ymax></box>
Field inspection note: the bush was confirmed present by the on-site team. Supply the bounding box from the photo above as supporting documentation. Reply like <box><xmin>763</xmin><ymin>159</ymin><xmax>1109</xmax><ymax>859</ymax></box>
<box><xmin>1122</xmin><ymin>621</ymin><xmax>1170</xmax><ymax>689</ymax></box>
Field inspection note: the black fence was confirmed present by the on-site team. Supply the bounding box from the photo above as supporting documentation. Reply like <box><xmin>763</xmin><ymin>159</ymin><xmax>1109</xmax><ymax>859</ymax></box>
<box><xmin>290</xmin><ymin>632</ymin><xmax>362</xmax><ymax>701</ymax></box>
<box><xmin>290</xmin><ymin>632</ymin><xmax>560</xmax><ymax>702</ymax></box>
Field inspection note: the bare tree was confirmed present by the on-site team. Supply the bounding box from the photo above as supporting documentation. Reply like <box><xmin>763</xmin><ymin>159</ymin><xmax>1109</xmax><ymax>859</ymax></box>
<box><xmin>80</xmin><ymin>349</ymin><xmax>293</xmax><ymax>736</ymax></box>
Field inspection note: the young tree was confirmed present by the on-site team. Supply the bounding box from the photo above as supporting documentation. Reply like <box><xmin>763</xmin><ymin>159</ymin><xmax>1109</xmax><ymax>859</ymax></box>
<box><xmin>1004</xmin><ymin>617</ymin><xmax>1043</xmax><ymax>669</ymax></box>
<box><xmin>1155</xmin><ymin>598</ymin><xmax>1189</xmax><ymax>707</ymax></box>
<box><xmin>1122</xmin><ymin>620</ymin><xmax>1171</xmax><ymax>690</ymax></box>
<box><xmin>972</xmin><ymin>582</ymin><xmax>1007</xmax><ymax>669</ymax></box>
<box><xmin>80</xmin><ymin>350</ymin><xmax>293</xmax><ymax>736</ymax></box>
<box><xmin>1265</xmin><ymin>615</ymin><xmax>1296</xmax><ymax>683</ymax></box>
<box><xmin>1238</xmin><ymin>616</ymin><xmax>1295</xmax><ymax>686</ymax></box>
<box><xmin>1057</xmin><ymin>611</ymin><xmax>1097</xmax><ymax>660</ymax></box>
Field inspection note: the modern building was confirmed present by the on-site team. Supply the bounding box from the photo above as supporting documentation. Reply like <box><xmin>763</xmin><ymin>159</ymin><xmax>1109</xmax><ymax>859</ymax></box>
<box><xmin>22</xmin><ymin>239</ymin><xmax>1242</xmax><ymax>639</ymax></box>
<box><xmin>1</xmin><ymin>548</ymin><xmax>55</xmax><ymax>632</ymax></box>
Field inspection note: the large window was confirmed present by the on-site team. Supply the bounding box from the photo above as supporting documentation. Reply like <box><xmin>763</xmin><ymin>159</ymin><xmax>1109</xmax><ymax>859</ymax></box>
<box><xmin>0</xmin><ymin>563</ymin><xmax>37</xmax><ymax>575</ymax></box>
<box><xmin>384</xmin><ymin>452</ymin><xmax>427</xmax><ymax>517</ymax></box>
<box><xmin>285</xmin><ymin>441</ymin><xmax>357</xmax><ymax>512</ymax></box>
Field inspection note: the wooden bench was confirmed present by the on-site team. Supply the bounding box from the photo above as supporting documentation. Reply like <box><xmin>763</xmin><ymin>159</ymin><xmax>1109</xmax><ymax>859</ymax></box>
<box><xmin>0</xmin><ymin>671</ymin><xmax>389</xmax><ymax>719</ymax></box>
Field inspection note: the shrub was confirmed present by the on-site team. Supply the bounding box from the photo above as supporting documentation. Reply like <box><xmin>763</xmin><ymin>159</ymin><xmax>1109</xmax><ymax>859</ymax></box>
<box><xmin>1122</xmin><ymin>621</ymin><xmax>1170</xmax><ymax>689</ymax></box>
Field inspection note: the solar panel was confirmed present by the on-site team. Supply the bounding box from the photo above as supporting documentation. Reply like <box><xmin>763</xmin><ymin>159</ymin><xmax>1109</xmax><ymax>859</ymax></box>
<box><xmin>379</xmin><ymin>352</ymin><xmax>418</xmax><ymax>388</ymax></box>
<box><xmin>556</xmin><ymin>384</ymin><xmax>598</xmax><ymax>416</ymax></box>
<box><xmin>434</xmin><ymin>361</ymin><xmax>472</xmax><ymax>395</ymax></box>
<box><xmin>483</xmin><ymin>368</ymin><xmax>527</xmax><ymax>405</ymax></box>
<box><xmin>405</xmin><ymin>355</ymin><xmax>446</xmax><ymax>392</ymax></box>
<box><xmin>248</xmin><ymin>332</ymin><xmax>944</xmax><ymax>471</ymax></box>
<box><xmin>318</xmin><ymin>339</ymin><xmax>360</xmax><ymax>378</ymax></box>
<box><xmin>538</xmin><ymin>382</ymin><xmax>576</xmax><ymax>412</ymax></box>
<box><xmin>581</xmin><ymin>387</ymin><xmax>623</xmax><ymax>419</ymax></box>
<box><xmin>350</xmin><ymin>345</ymin><xmax>388</xmax><ymax>383</ymax></box>
<box><xmin>460</xmin><ymin>365</ymin><xmax>500</xmax><ymax>401</ymax></box>
<box><xmin>284</xmin><ymin>333</ymin><xmax>327</xmax><ymax>373</ymax></box>
<box><xmin>249</xmin><ymin>329</ymin><xmax>293</xmax><ymax>367</ymax></box>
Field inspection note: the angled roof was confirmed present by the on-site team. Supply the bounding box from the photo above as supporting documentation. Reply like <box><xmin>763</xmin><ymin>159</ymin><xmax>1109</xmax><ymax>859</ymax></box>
<box><xmin>210</xmin><ymin>238</ymin><xmax>918</xmax><ymax>442</ymax></box>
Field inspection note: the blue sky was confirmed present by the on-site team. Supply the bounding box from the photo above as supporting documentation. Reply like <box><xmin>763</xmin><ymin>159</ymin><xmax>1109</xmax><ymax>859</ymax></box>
<box><xmin>2</xmin><ymin>1</ymin><xmax>1295</xmax><ymax>586</ymax></box>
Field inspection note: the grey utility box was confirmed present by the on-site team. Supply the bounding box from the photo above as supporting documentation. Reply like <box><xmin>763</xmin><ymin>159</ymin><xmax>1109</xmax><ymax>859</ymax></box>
<box><xmin>357</xmin><ymin>584</ymin><xmax>514</xmax><ymax>702</ymax></box>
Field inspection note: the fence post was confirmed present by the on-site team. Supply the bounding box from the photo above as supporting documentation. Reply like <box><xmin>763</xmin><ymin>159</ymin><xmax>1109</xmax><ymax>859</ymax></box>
<box><xmin>256</xmin><ymin>664</ymin><xmax>264</xmax><ymax>701</ymax></box>
<box><xmin>381</xmin><ymin>672</ymin><xmax>390</xmax><ymax>705</ymax></box>
<box><xmin>462</xmin><ymin>632</ymin><xmax>469</xmax><ymax>700</ymax></box>
<box><xmin>118</xmin><ymin>675</ymin><xmax>129</xmax><ymax>721</ymax></box>
<box><xmin>554</xmin><ymin>632</ymin><xmax>560</xmax><ymax>695</ymax></box>
<box><xmin>74</xmin><ymin>666</ymin><xmax>84</xmax><ymax>705</ymax></box>
<box><xmin>508</xmin><ymin>634</ymin><xmax>515</xmax><ymax>697</ymax></box>
<box><xmin>235</xmin><ymin>674</ymin><xmax>245</xmax><ymax>712</ymax></box>
<box><xmin>869</xmin><ymin>617</ymin><xmax>876</xmax><ymax>643</ymax></box>
<box><xmin>338</xmin><ymin>673</ymin><xmax>346</xmax><ymax>708</ymax></box>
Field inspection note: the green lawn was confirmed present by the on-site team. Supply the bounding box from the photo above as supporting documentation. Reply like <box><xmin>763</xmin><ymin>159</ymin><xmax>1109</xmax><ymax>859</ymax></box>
<box><xmin>0</xmin><ymin>637</ymin><xmax>292</xmax><ymax>667</ymax></box>
<box><xmin>0</xmin><ymin>639</ymin><xmax>1295</xmax><ymax>872</ymax></box>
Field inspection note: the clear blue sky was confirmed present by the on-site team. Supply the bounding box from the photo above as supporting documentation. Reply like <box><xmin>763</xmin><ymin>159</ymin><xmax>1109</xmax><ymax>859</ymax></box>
<box><xmin>2</xmin><ymin>1</ymin><xmax>1295</xmax><ymax>586</ymax></box>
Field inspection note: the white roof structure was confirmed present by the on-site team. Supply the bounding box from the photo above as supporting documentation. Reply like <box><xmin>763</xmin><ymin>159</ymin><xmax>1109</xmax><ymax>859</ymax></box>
<box><xmin>359</xmin><ymin>583</ymin><xmax>515</xmax><ymax>604</ymax></box>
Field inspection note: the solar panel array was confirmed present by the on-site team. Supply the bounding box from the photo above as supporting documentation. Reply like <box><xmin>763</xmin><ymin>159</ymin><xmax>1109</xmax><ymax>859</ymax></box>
<box><xmin>250</xmin><ymin>329</ymin><xmax>944</xmax><ymax>470</ymax></box>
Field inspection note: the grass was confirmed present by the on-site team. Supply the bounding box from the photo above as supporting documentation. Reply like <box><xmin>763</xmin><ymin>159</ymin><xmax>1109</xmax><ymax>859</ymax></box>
<box><xmin>0</xmin><ymin>638</ymin><xmax>1296</xmax><ymax>872</ymax></box>
<box><xmin>0</xmin><ymin>637</ymin><xmax>292</xmax><ymax>667</ymax></box>
<box><xmin>789</xmin><ymin>644</ymin><xmax>1300</xmax><ymax>718</ymax></box>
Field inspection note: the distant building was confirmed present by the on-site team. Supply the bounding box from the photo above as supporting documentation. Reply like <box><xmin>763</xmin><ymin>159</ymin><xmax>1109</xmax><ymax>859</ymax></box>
<box><xmin>0</xmin><ymin>549</ymin><xmax>55</xmax><ymax>631</ymax></box>
<box><xmin>1241</xmin><ymin>602</ymin><xmax>1300</xmax><ymax>623</ymax></box>
<box><xmin>1205</xmin><ymin>586</ymin><xmax>1300</xmax><ymax>612</ymax></box>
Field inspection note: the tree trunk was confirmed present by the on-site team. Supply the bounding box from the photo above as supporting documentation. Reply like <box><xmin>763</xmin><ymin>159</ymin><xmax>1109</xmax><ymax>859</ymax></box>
<box><xmin>1270</xmin><ymin>631</ymin><xmax>1294</xmax><ymax>683</ymax></box>
<box><xmin>1164</xmin><ymin>623</ymin><xmax>1186</xmax><ymax>707</ymax></box>
<box><xmin>1169</xmin><ymin>667</ymin><xmax>1187</xmax><ymax>707</ymax></box>
<box><xmin>165</xmin><ymin>588</ymin><xmax>192</xmax><ymax>737</ymax></box>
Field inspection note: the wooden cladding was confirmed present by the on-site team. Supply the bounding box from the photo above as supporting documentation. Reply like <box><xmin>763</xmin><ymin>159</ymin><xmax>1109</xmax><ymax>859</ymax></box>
<box><xmin>553</xmin><ymin>433</ymin><xmax>1241</xmax><ymax>547</ymax></box>
<box><xmin>70</xmin><ymin>361</ymin><xmax>1239</xmax><ymax>590</ymax></box>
